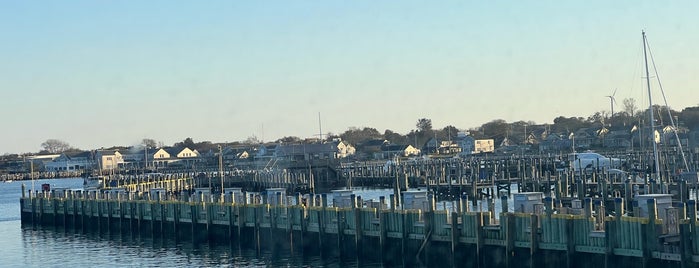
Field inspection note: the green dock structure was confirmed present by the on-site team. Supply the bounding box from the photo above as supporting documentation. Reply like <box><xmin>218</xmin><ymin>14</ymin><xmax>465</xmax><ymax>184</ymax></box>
<box><xmin>18</xmin><ymin>182</ymin><xmax>699</xmax><ymax>268</ymax></box>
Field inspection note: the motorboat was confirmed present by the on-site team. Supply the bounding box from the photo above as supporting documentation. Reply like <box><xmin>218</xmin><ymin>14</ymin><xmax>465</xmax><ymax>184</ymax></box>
<box><xmin>568</xmin><ymin>152</ymin><xmax>624</xmax><ymax>174</ymax></box>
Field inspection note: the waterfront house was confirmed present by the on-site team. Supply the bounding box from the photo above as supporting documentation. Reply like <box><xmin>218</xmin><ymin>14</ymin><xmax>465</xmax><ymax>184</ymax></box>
<box><xmin>455</xmin><ymin>132</ymin><xmax>475</xmax><ymax>157</ymax></box>
<box><xmin>474</xmin><ymin>139</ymin><xmax>495</xmax><ymax>154</ymax></box>
<box><xmin>273</xmin><ymin>141</ymin><xmax>354</xmax><ymax>161</ymax></box>
<box><xmin>255</xmin><ymin>143</ymin><xmax>278</xmax><ymax>161</ymax></box>
<box><xmin>378</xmin><ymin>144</ymin><xmax>420</xmax><ymax>159</ymax></box>
<box><xmin>152</xmin><ymin>147</ymin><xmax>200</xmax><ymax>168</ymax></box>
<box><xmin>96</xmin><ymin>150</ymin><xmax>124</xmax><ymax>171</ymax></box>
<box><xmin>44</xmin><ymin>151</ymin><xmax>94</xmax><ymax>172</ymax></box>
<box><xmin>602</xmin><ymin>130</ymin><xmax>632</xmax><ymax>149</ymax></box>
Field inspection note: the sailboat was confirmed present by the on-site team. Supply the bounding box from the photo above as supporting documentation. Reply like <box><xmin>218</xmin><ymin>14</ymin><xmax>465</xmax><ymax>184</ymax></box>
<box><xmin>641</xmin><ymin>31</ymin><xmax>695</xmax><ymax>187</ymax></box>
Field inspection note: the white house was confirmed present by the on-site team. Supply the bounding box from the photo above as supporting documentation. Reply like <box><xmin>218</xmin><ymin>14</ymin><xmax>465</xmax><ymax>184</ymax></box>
<box><xmin>44</xmin><ymin>151</ymin><xmax>95</xmax><ymax>172</ymax></box>
<box><xmin>152</xmin><ymin>147</ymin><xmax>200</xmax><ymax>168</ymax></box>
<box><xmin>96</xmin><ymin>150</ymin><xmax>124</xmax><ymax>171</ymax></box>
<box><xmin>474</xmin><ymin>139</ymin><xmax>495</xmax><ymax>154</ymax></box>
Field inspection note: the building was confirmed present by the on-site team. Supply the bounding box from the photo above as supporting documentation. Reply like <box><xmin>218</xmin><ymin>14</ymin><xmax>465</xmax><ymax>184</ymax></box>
<box><xmin>378</xmin><ymin>144</ymin><xmax>420</xmax><ymax>159</ymax></box>
<box><xmin>96</xmin><ymin>150</ymin><xmax>124</xmax><ymax>171</ymax></box>
<box><xmin>44</xmin><ymin>151</ymin><xmax>94</xmax><ymax>172</ymax></box>
<box><xmin>474</xmin><ymin>139</ymin><xmax>495</xmax><ymax>154</ymax></box>
<box><xmin>152</xmin><ymin>147</ymin><xmax>200</xmax><ymax>168</ymax></box>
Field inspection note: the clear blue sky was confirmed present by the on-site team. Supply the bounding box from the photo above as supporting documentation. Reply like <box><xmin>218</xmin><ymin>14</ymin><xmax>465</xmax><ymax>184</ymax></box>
<box><xmin>2</xmin><ymin>1</ymin><xmax>698</xmax><ymax>154</ymax></box>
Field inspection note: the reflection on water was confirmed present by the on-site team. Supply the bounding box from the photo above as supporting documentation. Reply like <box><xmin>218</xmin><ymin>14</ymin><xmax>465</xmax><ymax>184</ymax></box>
<box><xmin>18</xmin><ymin>225</ymin><xmax>378</xmax><ymax>267</ymax></box>
<box><xmin>2</xmin><ymin>179</ymin><xmax>382</xmax><ymax>267</ymax></box>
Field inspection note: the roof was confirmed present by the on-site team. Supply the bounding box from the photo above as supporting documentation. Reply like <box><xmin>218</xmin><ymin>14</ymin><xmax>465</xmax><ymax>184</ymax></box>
<box><xmin>276</xmin><ymin>143</ymin><xmax>338</xmax><ymax>156</ymax></box>
<box><xmin>381</xmin><ymin>144</ymin><xmax>409</xmax><ymax>152</ymax></box>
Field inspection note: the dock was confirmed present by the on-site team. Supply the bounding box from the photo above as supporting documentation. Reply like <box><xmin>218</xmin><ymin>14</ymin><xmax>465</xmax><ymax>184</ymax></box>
<box><xmin>18</xmin><ymin>182</ymin><xmax>699</xmax><ymax>268</ymax></box>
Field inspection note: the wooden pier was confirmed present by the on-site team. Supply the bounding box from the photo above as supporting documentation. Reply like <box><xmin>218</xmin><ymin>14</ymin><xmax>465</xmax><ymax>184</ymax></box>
<box><xmin>19</xmin><ymin>183</ymin><xmax>699</xmax><ymax>268</ymax></box>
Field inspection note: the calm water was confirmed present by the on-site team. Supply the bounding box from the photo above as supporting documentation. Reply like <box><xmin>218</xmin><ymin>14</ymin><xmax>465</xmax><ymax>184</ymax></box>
<box><xmin>1</xmin><ymin>179</ymin><xmax>373</xmax><ymax>267</ymax></box>
<box><xmin>2</xmin><ymin>179</ymin><xmax>516</xmax><ymax>267</ymax></box>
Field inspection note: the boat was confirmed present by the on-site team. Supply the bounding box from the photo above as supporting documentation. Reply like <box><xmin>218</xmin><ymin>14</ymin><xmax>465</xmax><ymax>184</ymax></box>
<box><xmin>3</xmin><ymin>180</ymin><xmax>12</xmax><ymax>183</ymax></box>
<box><xmin>568</xmin><ymin>151</ymin><xmax>624</xmax><ymax>174</ymax></box>
<box><xmin>640</xmin><ymin>31</ymin><xmax>695</xmax><ymax>186</ymax></box>
<box><xmin>83</xmin><ymin>175</ymin><xmax>105</xmax><ymax>190</ymax></box>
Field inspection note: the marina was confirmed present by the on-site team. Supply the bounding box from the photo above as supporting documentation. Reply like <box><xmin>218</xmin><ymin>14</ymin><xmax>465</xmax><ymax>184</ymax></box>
<box><xmin>17</xmin><ymin>170</ymin><xmax>699</xmax><ymax>268</ymax></box>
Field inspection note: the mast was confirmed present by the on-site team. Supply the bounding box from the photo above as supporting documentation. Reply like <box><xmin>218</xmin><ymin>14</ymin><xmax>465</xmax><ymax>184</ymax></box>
<box><xmin>642</xmin><ymin>31</ymin><xmax>662</xmax><ymax>185</ymax></box>
<box><xmin>318</xmin><ymin>112</ymin><xmax>323</xmax><ymax>142</ymax></box>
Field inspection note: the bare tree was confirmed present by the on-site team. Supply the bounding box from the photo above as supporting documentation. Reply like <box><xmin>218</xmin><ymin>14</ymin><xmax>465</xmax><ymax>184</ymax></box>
<box><xmin>41</xmin><ymin>139</ymin><xmax>72</xmax><ymax>153</ymax></box>
<box><xmin>623</xmin><ymin>98</ymin><xmax>638</xmax><ymax>117</ymax></box>
<box><xmin>142</xmin><ymin>138</ymin><xmax>157</xmax><ymax>148</ymax></box>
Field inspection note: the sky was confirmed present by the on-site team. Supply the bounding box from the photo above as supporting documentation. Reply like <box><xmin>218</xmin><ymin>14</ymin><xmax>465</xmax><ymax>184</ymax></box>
<box><xmin>1</xmin><ymin>1</ymin><xmax>698</xmax><ymax>154</ymax></box>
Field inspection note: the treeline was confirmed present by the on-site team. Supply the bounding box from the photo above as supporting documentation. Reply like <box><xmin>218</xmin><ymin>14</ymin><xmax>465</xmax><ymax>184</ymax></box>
<box><xmin>8</xmin><ymin>103</ymin><xmax>699</xmax><ymax>157</ymax></box>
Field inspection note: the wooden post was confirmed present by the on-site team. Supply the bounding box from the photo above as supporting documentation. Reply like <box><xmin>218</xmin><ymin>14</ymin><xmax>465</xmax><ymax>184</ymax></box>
<box><xmin>688</xmin><ymin>200</ymin><xmax>696</xmax><ymax>239</ymax></box>
<box><xmin>319</xmin><ymin>194</ymin><xmax>326</xmax><ymax>256</ymax></box>
<box><xmin>173</xmin><ymin>203</ymin><xmax>179</xmax><ymax>241</ymax></box>
<box><xmin>338</xmin><ymin>207</ymin><xmax>345</xmax><ymax>261</ymax></box>
<box><xmin>624</xmin><ymin>179</ymin><xmax>632</xmax><ymax>209</ymax></box>
<box><xmin>565</xmin><ymin>215</ymin><xmax>575</xmax><ymax>268</ymax></box>
<box><xmin>505</xmin><ymin>213</ymin><xmax>515</xmax><ymax>268</ymax></box>
<box><xmin>583</xmin><ymin>198</ymin><xmax>593</xmax><ymax>218</ymax></box>
<box><xmin>379</xmin><ymin>210</ymin><xmax>386</xmax><ymax>265</ymax></box>
<box><xmin>450</xmin><ymin>211</ymin><xmax>459</xmax><ymax>268</ymax></box>
<box><xmin>680</xmin><ymin>220</ymin><xmax>692</xmax><ymax>268</ymax></box>
<box><xmin>530</xmin><ymin>213</ymin><xmax>539</xmax><ymax>268</ymax></box>
<box><xmin>354</xmin><ymin>206</ymin><xmax>363</xmax><ymax>260</ymax></box>
<box><xmin>501</xmin><ymin>195</ymin><xmax>509</xmax><ymax>213</ymax></box>
<box><xmin>643</xmin><ymin>198</ymin><xmax>657</xmax><ymax>268</ymax></box>
<box><xmin>190</xmin><ymin>203</ymin><xmax>197</xmax><ymax>243</ymax></box>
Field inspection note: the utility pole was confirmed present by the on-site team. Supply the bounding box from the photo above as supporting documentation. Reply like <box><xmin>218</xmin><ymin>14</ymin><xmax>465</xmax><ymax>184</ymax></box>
<box><xmin>219</xmin><ymin>145</ymin><xmax>224</xmax><ymax>193</ymax></box>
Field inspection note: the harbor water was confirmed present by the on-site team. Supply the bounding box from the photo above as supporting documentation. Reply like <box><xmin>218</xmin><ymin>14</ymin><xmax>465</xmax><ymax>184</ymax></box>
<box><xmin>4</xmin><ymin>178</ymin><xmax>520</xmax><ymax>267</ymax></box>
<box><xmin>1</xmin><ymin>178</ymin><xmax>368</xmax><ymax>267</ymax></box>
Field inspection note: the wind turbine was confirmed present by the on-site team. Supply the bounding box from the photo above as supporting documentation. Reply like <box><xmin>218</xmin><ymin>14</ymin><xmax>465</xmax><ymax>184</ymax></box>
<box><xmin>605</xmin><ymin>88</ymin><xmax>617</xmax><ymax>116</ymax></box>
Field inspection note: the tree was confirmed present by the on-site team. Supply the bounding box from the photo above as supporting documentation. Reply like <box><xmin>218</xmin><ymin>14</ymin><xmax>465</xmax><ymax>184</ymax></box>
<box><xmin>174</xmin><ymin>137</ymin><xmax>196</xmax><ymax>148</ymax></box>
<box><xmin>438</xmin><ymin>125</ymin><xmax>460</xmax><ymax>140</ymax></box>
<box><xmin>41</xmin><ymin>139</ymin><xmax>72</xmax><ymax>153</ymax></box>
<box><xmin>243</xmin><ymin>136</ymin><xmax>261</xmax><ymax>145</ymax></box>
<box><xmin>679</xmin><ymin>106</ymin><xmax>699</xmax><ymax>130</ymax></box>
<box><xmin>142</xmin><ymin>138</ymin><xmax>157</xmax><ymax>148</ymax></box>
<box><xmin>340</xmin><ymin>127</ymin><xmax>382</xmax><ymax>145</ymax></box>
<box><xmin>416</xmin><ymin>118</ymin><xmax>433</xmax><ymax>132</ymax></box>
<box><xmin>383</xmin><ymin>129</ymin><xmax>405</xmax><ymax>144</ymax></box>
<box><xmin>551</xmin><ymin>116</ymin><xmax>589</xmax><ymax>133</ymax></box>
<box><xmin>276</xmin><ymin>136</ymin><xmax>302</xmax><ymax>143</ymax></box>
<box><xmin>623</xmin><ymin>98</ymin><xmax>638</xmax><ymax>117</ymax></box>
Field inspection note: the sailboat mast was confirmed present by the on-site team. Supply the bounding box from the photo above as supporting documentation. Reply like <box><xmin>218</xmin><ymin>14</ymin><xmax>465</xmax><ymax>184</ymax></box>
<box><xmin>642</xmin><ymin>31</ymin><xmax>662</xmax><ymax>184</ymax></box>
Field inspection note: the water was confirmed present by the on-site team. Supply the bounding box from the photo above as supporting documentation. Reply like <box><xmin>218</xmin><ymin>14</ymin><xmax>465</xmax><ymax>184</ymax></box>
<box><xmin>1</xmin><ymin>179</ymin><xmax>372</xmax><ymax>267</ymax></box>
<box><xmin>3</xmin><ymin>179</ymin><xmax>519</xmax><ymax>267</ymax></box>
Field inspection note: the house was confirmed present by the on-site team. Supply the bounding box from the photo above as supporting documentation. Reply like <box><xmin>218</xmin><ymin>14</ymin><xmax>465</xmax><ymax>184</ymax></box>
<box><xmin>44</xmin><ymin>151</ymin><xmax>95</xmax><ymax>172</ymax></box>
<box><xmin>602</xmin><ymin>130</ymin><xmax>632</xmax><ymax>149</ymax></box>
<box><xmin>455</xmin><ymin>132</ymin><xmax>475</xmax><ymax>157</ymax></box>
<box><xmin>336</xmin><ymin>141</ymin><xmax>356</xmax><ymax>158</ymax></box>
<box><xmin>152</xmin><ymin>147</ymin><xmax>200</xmax><ymax>168</ymax></box>
<box><xmin>474</xmin><ymin>139</ymin><xmax>495</xmax><ymax>154</ymax></box>
<box><xmin>378</xmin><ymin>144</ymin><xmax>420</xmax><ymax>159</ymax></box>
<box><xmin>422</xmin><ymin>138</ymin><xmax>461</xmax><ymax>155</ymax></box>
<box><xmin>96</xmin><ymin>150</ymin><xmax>124</xmax><ymax>171</ymax></box>
<box><xmin>572</xmin><ymin>128</ymin><xmax>594</xmax><ymax>149</ymax></box>
<box><xmin>661</xmin><ymin>125</ymin><xmax>690</xmax><ymax>147</ymax></box>
<box><xmin>222</xmin><ymin>146</ymin><xmax>251</xmax><ymax>161</ymax></box>
<box><xmin>273</xmin><ymin>141</ymin><xmax>354</xmax><ymax>161</ymax></box>
<box><xmin>359</xmin><ymin>139</ymin><xmax>388</xmax><ymax>157</ymax></box>
<box><xmin>255</xmin><ymin>143</ymin><xmax>279</xmax><ymax>160</ymax></box>
<box><xmin>539</xmin><ymin>134</ymin><xmax>571</xmax><ymax>153</ymax></box>
<box><xmin>275</xmin><ymin>143</ymin><xmax>339</xmax><ymax>161</ymax></box>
